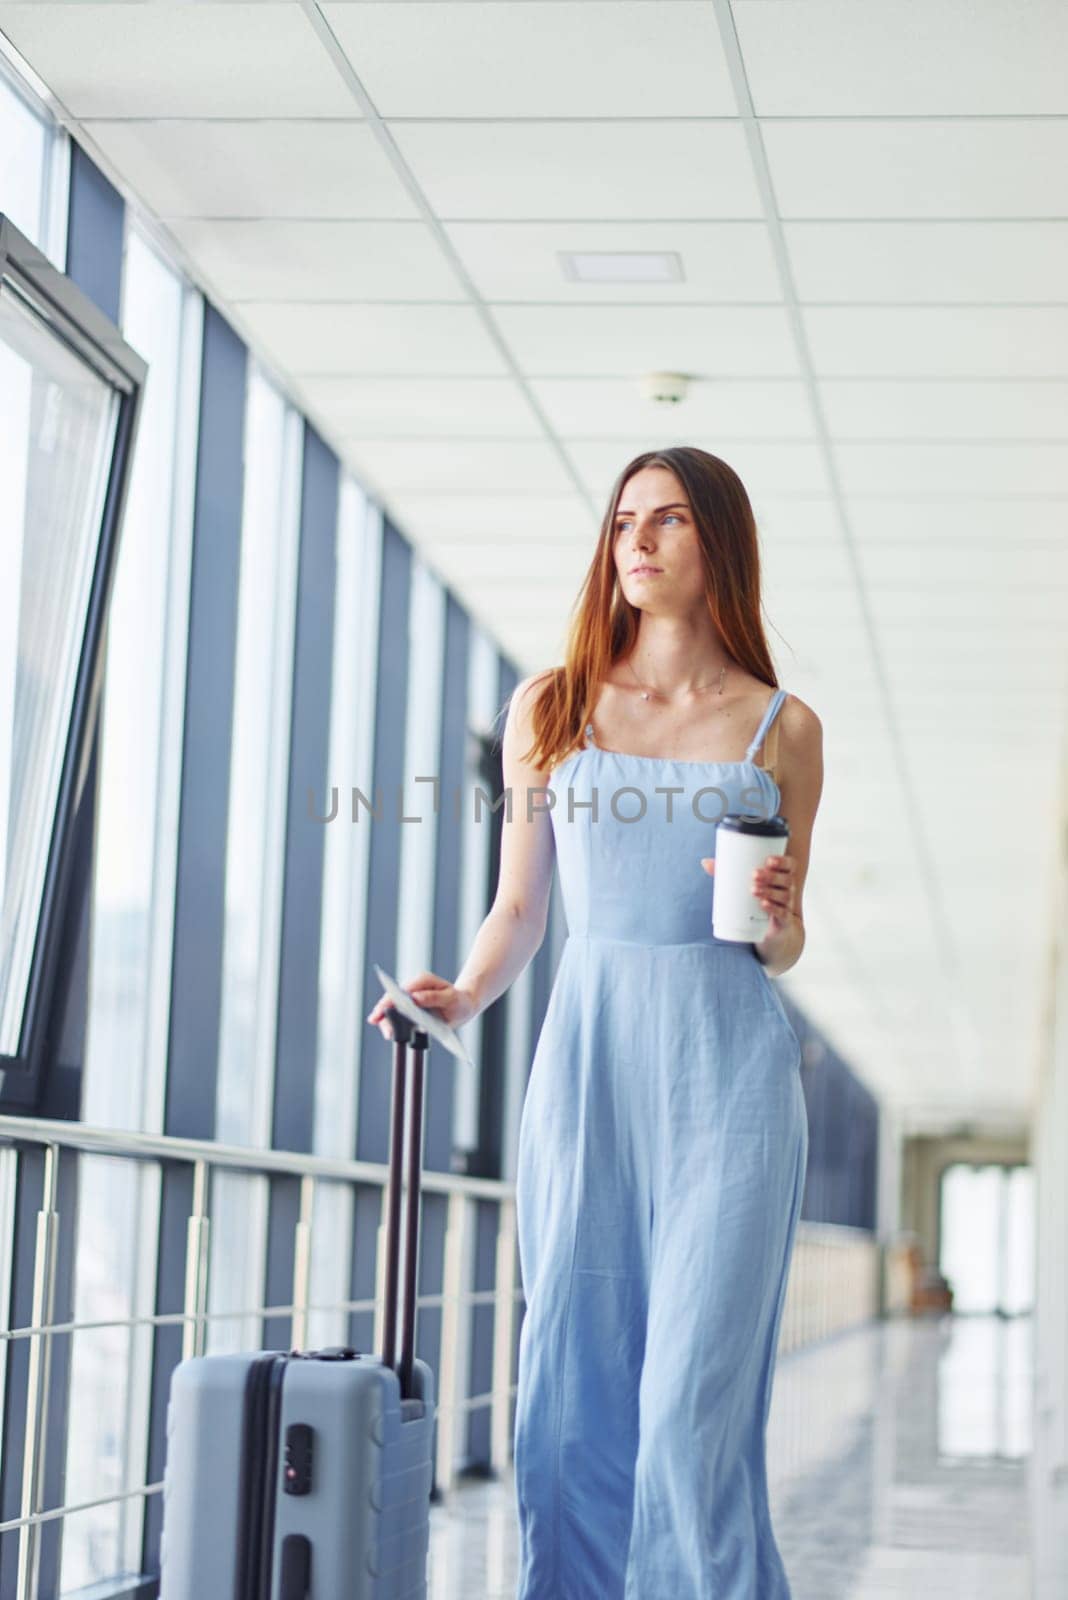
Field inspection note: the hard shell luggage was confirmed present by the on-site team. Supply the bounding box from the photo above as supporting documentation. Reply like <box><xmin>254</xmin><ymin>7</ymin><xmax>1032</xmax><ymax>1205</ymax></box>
<box><xmin>159</xmin><ymin>1008</ymin><xmax>436</xmax><ymax>1599</ymax></box>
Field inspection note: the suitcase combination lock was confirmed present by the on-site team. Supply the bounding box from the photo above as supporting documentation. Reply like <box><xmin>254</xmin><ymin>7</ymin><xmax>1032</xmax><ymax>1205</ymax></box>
<box><xmin>283</xmin><ymin>1423</ymin><xmax>314</xmax><ymax>1496</ymax></box>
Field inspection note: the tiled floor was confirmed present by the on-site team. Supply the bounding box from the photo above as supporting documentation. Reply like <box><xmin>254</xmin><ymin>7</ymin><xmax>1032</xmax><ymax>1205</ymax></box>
<box><xmin>427</xmin><ymin>1313</ymin><xmax>1032</xmax><ymax>1598</ymax></box>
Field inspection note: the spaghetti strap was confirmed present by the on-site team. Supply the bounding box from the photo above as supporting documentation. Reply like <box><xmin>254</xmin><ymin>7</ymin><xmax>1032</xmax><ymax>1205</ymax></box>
<box><xmin>745</xmin><ymin>688</ymin><xmax>788</xmax><ymax>764</ymax></box>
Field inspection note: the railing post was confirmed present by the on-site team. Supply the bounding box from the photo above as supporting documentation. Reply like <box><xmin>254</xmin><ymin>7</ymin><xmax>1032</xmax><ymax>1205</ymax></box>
<box><xmin>291</xmin><ymin>1174</ymin><xmax>315</xmax><ymax>1352</ymax></box>
<box><xmin>182</xmin><ymin>1160</ymin><xmax>211</xmax><ymax>1361</ymax></box>
<box><xmin>16</xmin><ymin>1143</ymin><xmax>60</xmax><ymax>1600</ymax></box>
<box><xmin>490</xmin><ymin>1197</ymin><xmax>518</xmax><ymax>1477</ymax></box>
<box><xmin>435</xmin><ymin>1191</ymin><xmax>471</xmax><ymax>1496</ymax></box>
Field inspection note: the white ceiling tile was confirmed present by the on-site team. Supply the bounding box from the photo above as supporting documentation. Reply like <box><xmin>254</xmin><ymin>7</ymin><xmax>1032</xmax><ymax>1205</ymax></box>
<box><xmin>325</xmin><ymin>1</ymin><xmax>735</xmax><ymax>118</ymax></box>
<box><xmin>529</xmin><ymin>377</ymin><xmax>814</xmax><ymax>438</ymax></box>
<box><xmin>340</xmin><ymin>438</ymin><xmax>577</xmax><ymax>492</ymax></box>
<box><xmin>492</xmin><ymin>304</ymin><xmax>799</xmax><ymax>376</ymax></box>
<box><xmin>385</xmin><ymin>493</ymin><xmax>595</xmax><ymax>543</ymax></box>
<box><xmin>457</xmin><ymin>584</ymin><xmax>581</xmax><ymax>617</ymax></box>
<box><xmin>292</xmin><ymin>376</ymin><xmax>542</xmax><ymax>437</ymax></box>
<box><xmin>805</xmin><ymin>307</ymin><xmax>1068</xmax><ymax>379</ymax></box>
<box><xmin>860</xmin><ymin>542</ymin><xmax>1068</xmax><ymax>590</ymax></box>
<box><xmin>166</xmin><ymin>219</ymin><xmax>462</xmax><ymax>300</ymax></box>
<box><xmin>83</xmin><ymin>119</ymin><xmax>418</xmax><ymax>220</ymax></box>
<box><xmin>875</xmin><ymin>643</ymin><xmax>1062</xmax><ymax>674</ymax></box>
<box><xmin>845</xmin><ymin>498</ymin><xmax>1068</xmax><ymax>545</ymax></box>
<box><xmin>569</xmin><ymin>439</ymin><xmax>831</xmax><ymax>503</ymax></box>
<box><xmin>765</xmin><ymin>120</ymin><xmax>1068</xmax><ymax>221</ymax></box>
<box><xmin>786</xmin><ymin>221</ymin><xmax>1068</xmax><ymax>305</ymax></box>
<box><xmin>422</xmin><ymin>540</ymin><xmax>592</xmax><ymax>585</ymax></box>
<box><xmin>750</xmin><ymin>497</ymin><xmax>842</xmax><ymax>544</ymax></box>
<box><xmin>734</xmin><ymin>0</ymin><xmax>1068</xmax><ymax>116</ymax></box>
<box><xmin>235</xmin><ymin>302</ymin><xmax>510</xmax><ymax>376</ymax></box>
<box><xmin>0</xmin><ymin>4</ymin><xmax>355</xmax><ymax>116</ymax></box>
<box><xmin>836</xmin><ymin>442</ymin><xmax>1068</xmax><ymax>496</ymax></box>
<box><xmin>820</xmin><ymin>380</ymin><xmax>1068</xmax><ymax>441</ymax></box>
<box><xmin>390</xmin><ymin>120</ymin><xmax>762</xmax><ymax>219</ymax></box>
<box><xmin>869</xmin><ymin>586</ymin><xmax>1068</xmax><ymax>624</ymax></box>
<box><xmin>445</xmin><ymin>220</ymin><xmax>781</xmax><ymax>303</ymax></box>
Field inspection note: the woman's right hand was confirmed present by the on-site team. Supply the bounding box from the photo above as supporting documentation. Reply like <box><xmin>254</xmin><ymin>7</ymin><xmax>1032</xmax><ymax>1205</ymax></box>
<box><xmin>366</xmin><ymin>972</ymin><xmax>479</xmax><ymax>1041</ymax></box>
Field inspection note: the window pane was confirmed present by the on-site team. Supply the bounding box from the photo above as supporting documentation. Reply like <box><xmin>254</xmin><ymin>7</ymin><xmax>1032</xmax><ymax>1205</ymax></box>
<box><xmin>1003</xmin><ymin>1165</ymin><xmax>1034</xmax><ymax>1315</ymax></box>
<box><xmin>312</xmin><ymin>481</ymin><xmax>378</xmax><ymax>1162</ymax></box>
<box><xmin>80</xmin><ymin>229</ymin><xmax>191</xmax><ymax>1133</ymax></box>
<box><xmin>60</xmin><ymin>228</ymin><xmax>198</xmax><ymax>1590</ymax></box>
<box><xmin>58</xmin><ymin>1158</ymin><xmax>160</xmax><ymax>1592</ymax></box>
<box><xmin>0</xmin><ymin>82</ymin><xmax>46</xmax><ymax>246</ymax></box>
<box><xmin>214</xmin><ymin>370</ymin><xmax>301</xmax><ymax>1150</ymax></box>
<box><xmin>940</xmin><ymin>1162</ymin><xmax>1001</xmax><ymax>1314</ymax></box>
<box><xmin>0</xmin><ymin>279</ymin><xmax>119</xmax><ymax>1057</ymax></box>
<box><xmin>207</xmin><ymin>372</ymin><xmax>301</xmax><ymax>1360</ymax></box>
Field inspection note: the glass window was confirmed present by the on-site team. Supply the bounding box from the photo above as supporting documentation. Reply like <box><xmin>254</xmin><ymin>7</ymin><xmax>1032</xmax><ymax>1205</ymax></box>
<box><xmin>214</xmin><ymin>369</ymin><xmax>301</xmax><ymax>1150</ymax></box>
<box><xmin>312</xmin><ymin>480</ymin><xmax>380</xmax><ymax>1164</ymax></box>
<box><xmin>60</xmin><ymin>224</ymin><xmax>202</xmax><ymax>1592</ymax></box>
<box><xmin>395</xmin><ymin>558</ymin><xmax>446</xmax><ymax>1009</ymax></box>
<box><xmin>0</xmin><ymin>275</ymin><xmax>119</xmax><ymax>1061</ymax></box>
<box><xmin>452</xmin><ymin>628</ymin><xmax>500</xmax><ymax>1155</ymax></box>
<box><xmin>207</xmin><ymin>369</ymin><xmax>303</xmax><ymax>1355</ymax></box>
<box><xmin>307</xmin><ymin>484</ymin><xmax>381</xmax><ymax>1349</ymax></box>
<box><xmin>0</xmin><ymin>72</ymin><xmax>47</xmax><ymax>247</ymax></box>
<box><xmin>80</xmin><ymin>228</ymin><xmax>198</xmax><ymax>1135</ymax></box>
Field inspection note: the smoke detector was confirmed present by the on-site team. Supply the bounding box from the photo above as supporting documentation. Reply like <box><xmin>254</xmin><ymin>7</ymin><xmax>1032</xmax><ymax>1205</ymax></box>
<box><xmin>640</xmin><ymin>371</ymin><xmax>690</xmax><ymax>406</ymax></box>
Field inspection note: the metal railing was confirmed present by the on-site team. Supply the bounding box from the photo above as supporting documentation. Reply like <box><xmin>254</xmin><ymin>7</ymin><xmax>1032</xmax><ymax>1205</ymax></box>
<box><xmin>0</xmin><ymin>1114</ymin><xmax>521</xmax><ymax>1600</ymax></box>
<box><xmin>0</xmin><ymin>1115</ymin><xmax>882</xmax><ymax>1600</ymax></box>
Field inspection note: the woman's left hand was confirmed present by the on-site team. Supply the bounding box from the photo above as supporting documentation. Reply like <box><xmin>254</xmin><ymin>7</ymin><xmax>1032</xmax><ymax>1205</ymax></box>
<box><xmin>700</xmin><ymin>851</ymin><xmax>799</xmax><ymax>942</ymax></box>
<box><xmin>751</xmin><ymin>851</ymin><xmax>798</xmax><ymax>943</ymax></box>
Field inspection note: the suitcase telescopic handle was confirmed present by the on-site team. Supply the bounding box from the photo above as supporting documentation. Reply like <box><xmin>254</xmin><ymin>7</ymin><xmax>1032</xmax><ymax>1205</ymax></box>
<box><xmin>381</xmin><ymin>1008</ymin><xmax>428</xmax><ymax>1402</ymax></box>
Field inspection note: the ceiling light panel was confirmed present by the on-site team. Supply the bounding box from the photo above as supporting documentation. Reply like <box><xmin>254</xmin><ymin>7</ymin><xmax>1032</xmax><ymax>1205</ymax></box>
<box><xmin>558</xmin><ymin>251</ymin><xmax>683</xmax><ymax>285</ymax></box>
<box><xmin>324</xmin><ymin>1</ymin><xmax>736</xmax><ymax>119</ymax></box>
<box><xmin>446</xmin><ymin>222</ymin><xmax>780</xmax><ymax>303</ymax></box>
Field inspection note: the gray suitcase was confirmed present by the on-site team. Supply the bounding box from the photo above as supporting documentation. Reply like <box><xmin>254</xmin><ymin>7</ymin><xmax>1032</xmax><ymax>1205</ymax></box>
<box><xmin>159</xmin><ymin>1008</ymin><xmax>436</xmax><ymax>1598</ymax></box>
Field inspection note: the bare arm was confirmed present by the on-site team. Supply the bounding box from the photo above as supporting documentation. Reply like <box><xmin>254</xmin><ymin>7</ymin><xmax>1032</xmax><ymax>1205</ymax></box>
<box><xmin>452</xmin><ymin>672</ymin><xmax>557</xmax><ymax>1017</ymax></box>
<box><xmin>751</xmin><ymin>693</ymin><xmax>824</xmax><ymax>979</ymax></box>
<box><xmin>367</xmin><ymin>671</ymin><xmax>558</xmax><ymax>1036</ymax></box>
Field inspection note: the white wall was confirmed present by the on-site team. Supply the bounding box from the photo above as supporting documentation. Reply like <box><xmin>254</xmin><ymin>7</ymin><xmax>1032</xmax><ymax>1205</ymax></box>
<box><xmin>1031</xmin><ymin>719</ymin><xmax>1068</xmax><ymax>1597</ymax></box>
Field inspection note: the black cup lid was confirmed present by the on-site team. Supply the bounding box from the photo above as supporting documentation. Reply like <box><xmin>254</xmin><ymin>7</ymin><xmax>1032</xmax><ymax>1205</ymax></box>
<box><xmin>717</xmin><ymin>813</ymin><xmax>788</xmax><ymax>837</ymax></box>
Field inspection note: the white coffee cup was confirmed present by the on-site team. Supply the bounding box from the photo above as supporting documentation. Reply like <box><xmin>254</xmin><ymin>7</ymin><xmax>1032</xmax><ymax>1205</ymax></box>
<box><xmin>712</xmin><ymin>813</ymin><xmax>790</xmax><ymax>943</ymax></box>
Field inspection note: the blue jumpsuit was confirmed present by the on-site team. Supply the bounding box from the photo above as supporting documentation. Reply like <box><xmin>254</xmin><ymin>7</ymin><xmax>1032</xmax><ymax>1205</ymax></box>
<box><xmin>514</xmin><ymin>687</ymin><xmax>807</xmax><ymax>1600</ymax></box>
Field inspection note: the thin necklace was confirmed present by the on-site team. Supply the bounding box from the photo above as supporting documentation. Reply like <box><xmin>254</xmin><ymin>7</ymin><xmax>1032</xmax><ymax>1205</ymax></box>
<box><xmin>626</xmin><ymin>657</ymin><xmax>728</xmax><ymax>703</ymax></box>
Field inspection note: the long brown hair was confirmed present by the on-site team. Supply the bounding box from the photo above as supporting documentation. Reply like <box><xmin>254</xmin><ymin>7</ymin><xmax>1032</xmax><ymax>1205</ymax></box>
<box><xmin>516</xmin><ymin>446</ymin><xmax>780</xmax><ymax>772</ymax></box>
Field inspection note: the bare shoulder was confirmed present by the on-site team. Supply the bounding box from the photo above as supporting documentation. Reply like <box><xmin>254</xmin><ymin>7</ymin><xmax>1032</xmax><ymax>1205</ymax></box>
<box><xmin>503</xmin><ymin>668</ymin><xmax>557</xmax><ymax>774</ymax></box>
<box><xmin>778</xmin><ymin>690</ymin><xmax>822</xmax><ymax>755</ymax></box>
<box><xmin>507</xmin><ymin>669</ymin><xmax>555</xmax><ymax>736</ymax></box>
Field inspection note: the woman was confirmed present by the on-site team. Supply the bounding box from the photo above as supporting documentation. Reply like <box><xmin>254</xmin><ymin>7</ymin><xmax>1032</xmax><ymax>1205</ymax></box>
<box><xmin>368</xmin><ymin>445</ymin><xmax>824</xmax><ymax>1598</ymax></box>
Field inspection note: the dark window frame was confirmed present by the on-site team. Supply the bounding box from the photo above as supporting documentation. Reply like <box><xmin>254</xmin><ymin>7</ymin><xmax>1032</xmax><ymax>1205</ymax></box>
<box><xmin>0</xmin><ymin>212</ymin><xmax>147</xmax><ymax>1110</ymax></box>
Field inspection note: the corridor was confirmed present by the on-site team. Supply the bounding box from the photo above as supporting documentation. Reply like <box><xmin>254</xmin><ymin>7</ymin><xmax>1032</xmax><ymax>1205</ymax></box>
<box><xmin>429</xmin><ymin>1314</ymin><xmax>1031</xmax><ymax>1599</ymax></box>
